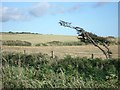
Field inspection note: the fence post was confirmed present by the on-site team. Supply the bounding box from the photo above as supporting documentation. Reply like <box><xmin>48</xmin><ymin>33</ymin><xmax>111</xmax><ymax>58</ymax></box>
<box><xmin>51</xmin><ymin>51</ymin><xmax>55</xmax><ymax>58</ymax></box>
<box><xmin>23</xmin><ymin>50</ymin><xmax>26</xmax><ymax>54</ymax></box>
<box><xmin>91</xmin><ymin>53</ymin><xmax>94</xmax><ymax>59</ymax></box>
<box><xmin>18</xmin><ymin>54</ymin><xmax>21</xmax><ymax>67</ymax></box>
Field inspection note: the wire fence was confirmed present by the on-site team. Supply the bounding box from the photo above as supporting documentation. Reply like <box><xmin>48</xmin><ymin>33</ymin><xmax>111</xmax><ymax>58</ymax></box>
<box><xmin>46</xmin><ymin>50</ymin><xmax>118</xmax><ymax>59</ymax></box>
<box><xmin>1</xmin><ymin>46</ymin><xmax>118</xmax><ymax>59</ymax></box>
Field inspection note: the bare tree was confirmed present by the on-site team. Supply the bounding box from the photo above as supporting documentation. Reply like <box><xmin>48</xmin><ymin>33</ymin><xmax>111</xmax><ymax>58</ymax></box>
<box><xmin>59</xmin><ymin>20</ymin><xmax>112</xmax><ymax>59</ymax></box>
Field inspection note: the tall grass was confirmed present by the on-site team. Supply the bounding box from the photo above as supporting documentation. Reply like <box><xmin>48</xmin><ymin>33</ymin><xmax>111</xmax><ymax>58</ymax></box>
<box><xmin>2</xmin><ymin>52</ymin><xmax>119</xmax><ymax>88</ymax></box>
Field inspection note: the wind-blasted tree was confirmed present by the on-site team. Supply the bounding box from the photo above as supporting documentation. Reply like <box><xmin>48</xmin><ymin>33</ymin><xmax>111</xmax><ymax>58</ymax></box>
<box><xmin>59</xmin><ymin>20</ymin><xmax>112</xmax><ymax>59</ymax></box>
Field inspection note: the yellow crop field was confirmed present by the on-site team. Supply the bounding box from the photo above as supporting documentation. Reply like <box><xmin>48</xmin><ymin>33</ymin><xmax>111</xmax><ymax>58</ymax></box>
<box><xmin>1</xmin><ymin>33</ymin><xmax>119</xmax><ymax>59</ymax></box>
<box><xmin>1</xmin><ymin>34</ymin><xmax>78</xmax><ymax>45</ymax></box>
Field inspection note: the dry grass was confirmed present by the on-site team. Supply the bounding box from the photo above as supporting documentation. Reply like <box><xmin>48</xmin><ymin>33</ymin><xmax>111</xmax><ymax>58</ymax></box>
<box><xmin>1</xmin><ymin>33</ymin><xmax>118</xmax><ymax>59</ymax></box>
<box><xmin>2</xmin><ymin>45</ymin><xmax>118</xmax><ymax>59</ymax></box>
<box><xmin>1</xmin><ymin>34</ymin><xmax>78</xmax><ymax>45</ymax></box>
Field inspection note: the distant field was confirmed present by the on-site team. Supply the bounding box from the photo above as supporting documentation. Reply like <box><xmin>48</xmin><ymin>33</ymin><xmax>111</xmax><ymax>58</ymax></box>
<box><xmin>2</xmin><ymin>45</ymin><xmax>118</xmax><ymax>59</ymax></box>
<box><xmin>1</xmin><ymin>34</ymin><xmax>78</xmax><ymax>45</ymax></box>
<box><xmin>1</xmin><ymin>33</ymin><xmax>119</xmax><ymax>59</ymax></box>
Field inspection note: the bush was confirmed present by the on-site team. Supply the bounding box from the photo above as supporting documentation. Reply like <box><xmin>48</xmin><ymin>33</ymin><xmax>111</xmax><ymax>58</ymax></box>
<box><xmin>2</xmin><ymin>40</ymin><xmax>32</xmax><ymax>46</ymax></box>
<box><xmin>35</xmin><ymin>43</ymin><xmax>48</xmax><ymax>46</ymax></box>
<box><xmin>35</xmin><ymin>41</ymin><xmax>85</xmax><ymax>46</ymax></box>
<box><xmin>2</xmin><ymin>52</ymin><xmax>119</xmax><ymax>88</ymax></box>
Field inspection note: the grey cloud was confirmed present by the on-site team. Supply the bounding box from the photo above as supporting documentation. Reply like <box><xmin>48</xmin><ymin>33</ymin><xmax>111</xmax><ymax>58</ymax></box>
<box><xmin>29</xmin><ymin>2</ymin><xmax>51</xmax><ymax>17</ymax></box>
<box><xmin>1</xmin><ymin>3</ymin><xmax>81</xmax><ymax>22</ymax></box>
<box><xmin>68</xmin><ymin>4</ymin><xmax>81</xmax><ymax>12</ymax></box>
<box><xmin>0</xmin><ymin>2</ymin><xmax>51</xmax><ymax>22</ymax></box>
<box><xmin>51</xmin><ymin>4</ymin><xmax>81</xmax><ymax>15</ymax></box>
<box><xmin>93</xmin><ymin>0</ymin><xmax>111</xmax><ymax>8</ymax></box>
<box><xmin>29</xmin><ymin>3</ymin><xmax>81</xmax><ymax>17</ymax></box>
<box><xmin>0</xmin><ymin>7</ymin><xmax>30</xmax><ymax>22</ymax></box>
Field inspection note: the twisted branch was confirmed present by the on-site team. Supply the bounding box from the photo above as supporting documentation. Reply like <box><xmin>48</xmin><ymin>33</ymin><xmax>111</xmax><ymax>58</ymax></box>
<box><xmin>59</xmin><ymin>20</ymin><xmax>112</xmax><ymax>59</ymax></box>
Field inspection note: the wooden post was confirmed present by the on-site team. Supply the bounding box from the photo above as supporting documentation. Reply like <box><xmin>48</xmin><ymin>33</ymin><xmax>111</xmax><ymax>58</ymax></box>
<box><xmin>18</xmin><ymin>54</ymin><xmax>21</xmax><ymax>67</ymax></box>
<box><xmin>23</xmin><ymin>50</ymin><xmax>26</xmax><ymax>54</ymax></box>
<box><xmin>109</xmin><ymin>53</ymin><xmax>112</xmax><ymax>59</ymax></box>
<box><xmin>91</xmin><ymin>54</ymin><xmax>94</xmax><ymax>59</ymax></box>
<box><xmin>51</xmin><ymin>51</ymin><xmax>54</xmax><ymax>58</ymax></box>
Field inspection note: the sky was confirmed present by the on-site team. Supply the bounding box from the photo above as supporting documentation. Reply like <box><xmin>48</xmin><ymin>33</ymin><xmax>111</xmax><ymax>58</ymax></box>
<box><xmin>0</xmin><ymin>1</ymin><xmax>118</xmax><ymax>37</ymax></box>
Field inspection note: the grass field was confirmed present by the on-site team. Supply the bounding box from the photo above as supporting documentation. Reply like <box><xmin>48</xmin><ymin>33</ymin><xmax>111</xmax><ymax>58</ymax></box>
<box><xmin>1</xmin><ymin>34</ymin><xmax>78</xmax><ymax>45</ymax></box>
<box><xmin>2</xmin><ymin>45</ymin><xmax>118</xmax><ymax>59</ymax></box>
<box><xmin>1</xmin><ymin>33</ymin><xmax>119</xmax><ymax>88</ymax></box>
<box><xmin>1</xmin><ymin>33</ymin><xmax>119</xmax><ymax>59</ymax></box>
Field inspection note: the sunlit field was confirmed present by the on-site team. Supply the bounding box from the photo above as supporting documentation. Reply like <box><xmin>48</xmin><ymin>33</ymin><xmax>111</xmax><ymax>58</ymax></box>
<box><xmin>1</xmin><ymin>33</ymin><xmax>119</xmax><ymax>88</ymax></box>
<box><xmin>1</xmin><ymin>34</ymin><xmax>78</xmax><ymax>46</ymax></box>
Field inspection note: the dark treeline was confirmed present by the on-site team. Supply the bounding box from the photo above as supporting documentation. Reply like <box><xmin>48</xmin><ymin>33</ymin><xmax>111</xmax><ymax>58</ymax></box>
<box><xmin>1</xmin><ymin>31</ymin><xmax>39</xmax><ymax>34</ymax></box>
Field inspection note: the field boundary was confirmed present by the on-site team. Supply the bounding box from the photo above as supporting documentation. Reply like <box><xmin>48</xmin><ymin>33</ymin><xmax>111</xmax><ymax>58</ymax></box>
<box><xmin>2</xmin><ymin>45</ymin><xmax>118</xmax><ymax>59</ymax></box>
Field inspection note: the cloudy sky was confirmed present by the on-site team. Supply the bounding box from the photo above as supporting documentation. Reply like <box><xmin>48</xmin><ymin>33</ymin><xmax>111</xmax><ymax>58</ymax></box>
<box><xmin>0</xmin><ymin>2</ymin><xmax>118</xmax><ymax>36</ymax></box>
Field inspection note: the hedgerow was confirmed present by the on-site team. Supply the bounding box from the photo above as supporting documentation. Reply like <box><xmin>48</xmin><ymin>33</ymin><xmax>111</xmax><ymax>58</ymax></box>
<box><xmin>2</xmin><ymin>40</ymin><xmax>32</xmax><ymax>46</ymax></box>
<box><xmin>2</xmin><ymin>52</ymin><xmax>119</xmax><ymax>88</ymax></box>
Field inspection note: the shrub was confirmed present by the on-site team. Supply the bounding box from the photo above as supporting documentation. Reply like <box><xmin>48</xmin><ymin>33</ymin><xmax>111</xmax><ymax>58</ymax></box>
<box><xmin>35</xmin><ymin>41</ymin><xmax>85</xmax><ymax>46</ymax></box>
<box><xmin>2</xmin><ymin>52</ymin><xmax>119</xmax><ymax>88</ymax></box>
<box><xmin>35</xmin><ymin>43</ymin><xmax>48</xmax><ymax>46</ymax></box>
<box><xmin>2</xmin><ymin>40</ymin><xmax>32</xmax><ymax>46</ymax></box>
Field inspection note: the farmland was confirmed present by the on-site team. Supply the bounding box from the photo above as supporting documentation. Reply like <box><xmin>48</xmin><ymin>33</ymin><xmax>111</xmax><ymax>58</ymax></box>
<box><xmin>1</xmin><ymin>33</ymin><xmax>119</xmax><ymax>88</ymax></box>
<box><xmin>1</xmin><ymin>33</ymin><xmax>119</xmax><ymax>59</ymax></box>
<box><xmin>1</xmin><ymin>33</ymin><xmax>78</xmax><ymax>46</ymax></box>
<box><xmin>1</xmin><ymin>1</ymin><xmax>119</xmax><ymax>89</ymax></box>
<box><xmin>2</xmin><ymin>45</ymin><xmax>118</xmax><ymax>59</ymax></box>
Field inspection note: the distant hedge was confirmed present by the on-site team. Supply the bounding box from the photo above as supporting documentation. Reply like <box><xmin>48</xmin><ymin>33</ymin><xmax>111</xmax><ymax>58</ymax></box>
<box><xmin>2</xmin><ymin>40</ymin><xmax>32</xmax><ymax>46</ymax></box>
<box><xmin>2</xmin><ymin>31</ymin><xmax>39</xmax><ymax>34</ymax></box>
<box><xmin>35</xmin><ymin>41</ymin><xmax>85</xmax><ymax>46</ymax></box>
